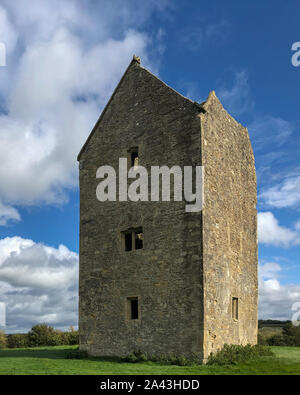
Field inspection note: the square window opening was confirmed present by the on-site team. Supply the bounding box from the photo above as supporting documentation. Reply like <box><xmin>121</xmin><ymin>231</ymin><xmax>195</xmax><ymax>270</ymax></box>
<box><xmin>122</xmin><ymin>228</ymin><xmax>143</xmax><ymax>251</ymax></box>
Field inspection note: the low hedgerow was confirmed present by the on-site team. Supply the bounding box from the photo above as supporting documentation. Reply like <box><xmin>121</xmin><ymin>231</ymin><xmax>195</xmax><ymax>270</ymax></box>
<box><xmin>206</xmin><ymin>343</ymin><xmax>274</xmax><ymax>365</ymax></box>
<box><xmin>257</xmin><ymin>333</ymin><xmax>269</xmax><ymax>346</ymax></box>
<box><xmin>123</xmin><ymin>351</ymin><xmax>148</xmax><ymax>363</ymax></box>
<box><xmin>7</xmin><ymin>333</ymin><xmax>29</xmax><ymax>348</ymax></box>
<box><xmin>267</xmin><ymin>334</ymin><xmax>297</xmax><ymax>347</ymax></box>
<box><xmin>122</xmin><ymin>350</ymin><xmax>200</xmax><ymax>366</ymax></box>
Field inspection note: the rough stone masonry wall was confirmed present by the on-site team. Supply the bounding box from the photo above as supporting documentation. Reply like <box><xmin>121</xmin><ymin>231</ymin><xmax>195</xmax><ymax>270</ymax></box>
<box><xmin>78</xmin><ymin>61</ymin><xmax>205</xmax><ymax>358</ymax></box>
<box><xmin>200</xmin><ymin>92</ymin><xmax>258</xmax><ymax>360</ymax></box>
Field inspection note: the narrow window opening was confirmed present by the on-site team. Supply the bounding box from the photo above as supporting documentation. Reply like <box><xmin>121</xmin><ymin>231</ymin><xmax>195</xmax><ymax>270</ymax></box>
<box><xmin>130</xmin><ymin>299</ymin><xmax>139</xmax><ymax>319</ymax></box>
<box><xmin>124</xmin><ymin>232</ymin><xmax>132</xmax><ymax>251</ymax></box>
<box><xmin>127</xmin><ymin>297</ymin><xmax>139</xmax><ymax>320</ymax></box>
<box><xmin>135</xmin><ymin>229</ymin><xmax>143</xmax><ymax>250</ymax></box>
<box><xmin>130</xmin><ymin>148</ymin><xmax>139</xmax><ymax>168</ymax></box>
<box><xmin>232</xmin><ymin>297</ymin><xmax>238</xmax><ymax>320</ymax></box>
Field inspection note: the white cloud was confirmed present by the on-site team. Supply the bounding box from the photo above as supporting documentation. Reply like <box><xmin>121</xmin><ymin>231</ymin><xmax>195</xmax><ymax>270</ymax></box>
<box><xmin>0</xmin><ymin>28</ymin><xmax>149</xmax><ymax>207</ymax></box>
<box><xmin>295</xmin><ymin>220</ymin><xmax>300</xmax><ymax>231</ymax></box>
<box><xmin>259</xmin><ymin>262</ymin><xmax>281</xmax><ymax>279</ymax></box>
<box><xmin>218</xmin><ymin>71</ymin><xmax>254</xmax><ymax>116</ymax></box>
<box><xmin>0</xmin><ymin>236</ymin><xmax>78</xmax><ymax>332</ymax></box>
<box><xmin>258</xmin><ymin>211</ymin><xmax>300</xmax><ymax>247</ymax></box>
<box><xmin>260</xmin><ymin>176</ymin><xmax>300</xmax><ymax>208</ymax></box>
<box><xmin>0</xmin><ymin>6</ymin><xmax>18</xmax><ymax>54</ymax></box>
<box><xmin>0</xmin><ymin>200</ymin><xmax>20</xmax><ymax>226</ymax></box>
<box><xmin>259</xmin><ymin>261</ymin><xmax>300</xmax><ymax>320</ymax></box>
<box><xmin>0</xmin><ymin>0</ymin><xmax>164</xmax><ymax>221</ymax></box>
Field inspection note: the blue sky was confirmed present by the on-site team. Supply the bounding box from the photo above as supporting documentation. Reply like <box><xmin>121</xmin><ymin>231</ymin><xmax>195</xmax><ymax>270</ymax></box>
<box><xmin>0</xmin><ymin>0</ymin><xmax>299</xmax><ymax>331</ymax></box>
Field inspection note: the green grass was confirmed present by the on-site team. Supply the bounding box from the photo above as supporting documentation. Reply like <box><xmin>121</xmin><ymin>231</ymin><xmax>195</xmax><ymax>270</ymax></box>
<box><xmin>0</xmin><ymin>345</ymin><xmax>300</xmax><ymax>375</ymax></box>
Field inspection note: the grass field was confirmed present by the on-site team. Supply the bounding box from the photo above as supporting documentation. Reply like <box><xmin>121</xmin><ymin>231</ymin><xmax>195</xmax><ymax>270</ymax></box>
<box><xmin>0</xmin><ymin>345</ymin><xmax>299</xmax><ymax>375</ymax></box>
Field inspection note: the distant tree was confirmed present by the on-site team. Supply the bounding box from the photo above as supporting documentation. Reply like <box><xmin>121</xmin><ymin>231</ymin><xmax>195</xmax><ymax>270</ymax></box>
<box><xmin>266</xmin><ymin>323</ymin><xmax>300</xmax><ymax>347</ymax></box>
<box><xmin>28</xmin><ymin>324</ymin><xmax>61</xmax><ymax>347</ymax></box>
<box><xmin>5</xmin><ymin>324</ymin><xmax>79</xmax><ymax>348</ymax></box>
<box><xmin>7</xmin><ymin>333</ymin><xmax>29</xmax><ymax>348</ymax></box>
<box><xmin>66</xmin><ymin>326</ymin><xmax>79</xmax><ymax>345</ymax></box>
<box><xmin>258</xmin><ymin>320</ymin><xmax>290</xmax><ymax>328</ymax></box>
<box><xmin>0</xmin><ymin>330</ymin><xmax>6</xmax><ymax>349</ymax></box>
<box><xmin>282</xmin><ymin>322</ymin><xmax>299</xmax><ymax>337</ymax></box>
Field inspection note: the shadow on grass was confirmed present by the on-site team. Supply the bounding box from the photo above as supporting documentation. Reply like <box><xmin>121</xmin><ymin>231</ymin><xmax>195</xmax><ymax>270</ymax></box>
<box><xmin>0</xmin><ymin>348</ymin><xmax>70</xmax><ymax>360</ymax></box>
<box><xmin>0</xmin><ymin>347</ymin><xmax>129</xmax><ymax>363</ymax></box>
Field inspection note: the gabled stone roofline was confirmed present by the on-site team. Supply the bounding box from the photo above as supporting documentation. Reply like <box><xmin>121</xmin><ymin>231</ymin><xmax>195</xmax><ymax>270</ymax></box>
<box><xmin>77</xmin><ymin>55</ymin><xmax>139</xmax><ymax>161</ymax></box>
<box><xmin>77</xmin><ymin>55</ymin><xmax>206</xmax><ymax>161</ymax></box>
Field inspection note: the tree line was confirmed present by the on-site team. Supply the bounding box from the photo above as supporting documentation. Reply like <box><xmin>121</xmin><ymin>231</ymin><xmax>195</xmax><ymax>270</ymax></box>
<box><xmin>0</xmin><ymin>324</ymin><xmax>78</xmax><ymax>348</ymax></box>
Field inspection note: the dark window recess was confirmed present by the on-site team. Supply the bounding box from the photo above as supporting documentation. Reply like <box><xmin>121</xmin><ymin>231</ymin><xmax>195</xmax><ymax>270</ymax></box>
<box><xmin>130</xmin><ymin>298</ymin><xmax>139</xmax><ymax>319</ymax></box>
<box><xmin>130</xmin><ymin>149</ymin><xmax>139</xmax><ymax>167</ymax></box>
<box><xmin>232</xmin><ymin>297</ymin><xmax>238</xmax><ymax>320</ymax></box>
<box><xmin>135</xmin><ymin>230</ymin><xmax>143</xmax><ymax>250</ymax></box>
<box><xmin>124</xmin><ymin>233</ymin><xmax>132</xmax><ymax>251</ymax></box>
<box><xmin>123</xmin><ymin>228</ymin><xmax>143</xmax><ymax>251</ymax></box>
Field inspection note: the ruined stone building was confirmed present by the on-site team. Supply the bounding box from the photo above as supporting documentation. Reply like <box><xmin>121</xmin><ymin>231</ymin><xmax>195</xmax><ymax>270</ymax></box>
<box><xmin>77</xmin><ymin>56</ymin><xmax>258</xmax><ymax>361</ymax></box>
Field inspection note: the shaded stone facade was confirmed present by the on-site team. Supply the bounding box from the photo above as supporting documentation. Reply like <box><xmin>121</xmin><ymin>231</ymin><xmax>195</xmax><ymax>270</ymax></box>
<box><xmin>77</xmin><ymin>57</ymin><xmax>258</xmax><ymax>361</ymax></box>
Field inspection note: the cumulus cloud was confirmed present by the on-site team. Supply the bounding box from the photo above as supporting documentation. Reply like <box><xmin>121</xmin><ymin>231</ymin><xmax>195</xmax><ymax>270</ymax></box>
<box><xmin>258</xmin><ymin>211</ymin><xmax>300</xmax><ymax>247</ymax></box>
<box><xmin>0</xmin><ymin>0</ymin><xmax>165</xmax><ymax>222</ymax></box>
<box><xmin>259</xmin><ymin>261</ymin><xmax>300</xmax><ymax>320</ymax></box>
<box><xmin>259</xmin><ymin>262</ymin><xmax>282</xmax><ymax>279</ymax></box>
<box><xmin>0</xmin><ymin>200</ymin><xmax>20</xmax><ymax>226</ymax></box>
<box><xmin>0</xmin><ymin>28</ymin><xmax>149</xmax><ymax>206</ymax></box>
<box><xmin>295</xmin><ymin>220</ymin><xmax>300</xmax><ymax>231</ymax></box>
<box><xmin>0</xmin><ymin>6</ymin><xmax>18</xmax><ymax>53</ymax></box>
<box><xmin>260</xmin><ymin>176</ymin><xmax>300</xmax><ymax>209</ymax></box>
<box><xmin>0</xmin><ymin>236</ymin><xmax>78</xmax><ymax>332</ymax></box>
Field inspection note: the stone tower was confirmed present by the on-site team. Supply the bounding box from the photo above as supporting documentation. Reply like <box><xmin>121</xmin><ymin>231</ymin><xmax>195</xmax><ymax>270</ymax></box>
<box><xmin>77</xmin><ymin>56</ymin><xmax>258</xmax><ymax>361</ymax></box>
